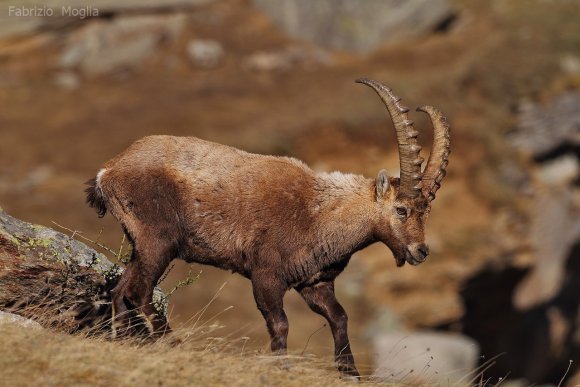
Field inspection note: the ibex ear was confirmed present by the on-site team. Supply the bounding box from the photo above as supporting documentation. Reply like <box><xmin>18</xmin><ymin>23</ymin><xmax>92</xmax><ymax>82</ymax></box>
<box><xmin>376</xmin><ymin>169</ymin><xmax>390</xmax><ymax>199</ymax></box>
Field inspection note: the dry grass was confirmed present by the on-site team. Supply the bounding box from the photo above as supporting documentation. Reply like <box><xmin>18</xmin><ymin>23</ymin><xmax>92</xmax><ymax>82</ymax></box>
<box><xmin>0</xmin><ymin>322</ymin><xmax>363</xmax><ymax>387</ymax></box>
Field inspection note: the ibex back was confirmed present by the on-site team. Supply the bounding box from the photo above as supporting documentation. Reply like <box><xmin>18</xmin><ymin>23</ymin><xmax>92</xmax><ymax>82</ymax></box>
<box><xmin>86</xmin><ymin>79</ymin><xmax>451</xmax><ymax>377</ymax></box>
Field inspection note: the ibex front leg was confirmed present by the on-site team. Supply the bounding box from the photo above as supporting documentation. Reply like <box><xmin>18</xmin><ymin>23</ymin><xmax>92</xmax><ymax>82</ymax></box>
<box><xmin>251</xmin><ymin>271</ymin><xmax>289</xmax><ymax>353</ymax></box>
<box><xmin>298</xmin><ymin>281</ymin><xmax>359</xmax><ymax>377</ymax></box>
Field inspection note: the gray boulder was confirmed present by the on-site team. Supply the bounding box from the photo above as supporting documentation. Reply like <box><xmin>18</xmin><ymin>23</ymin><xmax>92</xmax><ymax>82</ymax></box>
<box><xmin>53</xmin><ymin>71</ymin><xmax>80</xmax><ymax>90</ymax></box>
<box><xmin>510</xmin><ymin>92</ymin><xmax>580</xmax><ymax>158</ymax></box>
<box><xmin>186</xmin><ymin>39</ymin><xmax>224</xmax><ymax>69</ymax></box>
<box><xmin>514</xmin><ymin>185</ymin><xmax>580</xmax><ymax>310</ymax></box>
<box><xmin>60</xmin><ymin>14</ymin><xmax>186</xmax><ymax>76</ymax></box>
<box><xmin>372</xmin><ymin>331</ymin><xmax>479</xmax><ymax>384</ymax></box>
<box><xmin>0</xmin><ymin>207</ymin><xmax>167</xmax><ymax>334</ymax></box>
<box><xmin>251</xmin><ymin>0</ymin><xmax>453</xmax><ymax>52</ymax></box>
<box><xmin>0</xmin><ymin>311</ymin><xmax>42</xmax><ymax>330</ymax></box>
<box><xmin>536</xmin><ymin>155</ymin><xmax>579</xmax><ymax>187</ymax></box>
<box><xmin>0</xmin><ymin>207</ymin><xmax>116</xmax><ymax>274</ymax></box>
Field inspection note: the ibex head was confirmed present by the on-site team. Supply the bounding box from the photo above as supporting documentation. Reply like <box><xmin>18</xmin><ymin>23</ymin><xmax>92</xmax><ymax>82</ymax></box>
<box><xmin>357</xmin><ymin>78</ymin><xmax>451</xmax><ymax>267</ymax></box>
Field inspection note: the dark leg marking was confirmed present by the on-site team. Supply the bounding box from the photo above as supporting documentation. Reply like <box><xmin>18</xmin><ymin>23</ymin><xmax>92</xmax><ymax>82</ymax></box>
<box><xmin>298</xmin><ymin>281</ymin><xmax>359</xmax><ymax>377</ymax></box>
<box><xmin>251</xmin><ymin>272</ymin><xmax>289</xmax><ymax>353</ymax></box>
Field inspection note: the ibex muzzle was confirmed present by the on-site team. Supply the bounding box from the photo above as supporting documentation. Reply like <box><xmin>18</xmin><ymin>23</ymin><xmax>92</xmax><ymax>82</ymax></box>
<box><xmin>86</xmin><ymin>78</ymin><xmax>450</xmax><ymax>377</ymax></box>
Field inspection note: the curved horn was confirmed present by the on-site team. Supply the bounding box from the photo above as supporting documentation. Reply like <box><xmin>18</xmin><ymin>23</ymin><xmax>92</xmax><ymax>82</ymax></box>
<box><xmin>416</xmin><ymin>105</ymin><xmax>451</xmax><ymax>202</ymax></box>
<box><xmin>356</xmin><ymin>78</ymin><xmax>423</xmax><ymax>198</ymax></box>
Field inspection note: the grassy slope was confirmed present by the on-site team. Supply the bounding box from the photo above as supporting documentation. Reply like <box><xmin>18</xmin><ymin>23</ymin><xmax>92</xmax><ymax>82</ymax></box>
<box><xmin>0</xmin><ymin>323</ymin><xmax>360</xmax><ymax>387</ymax></box>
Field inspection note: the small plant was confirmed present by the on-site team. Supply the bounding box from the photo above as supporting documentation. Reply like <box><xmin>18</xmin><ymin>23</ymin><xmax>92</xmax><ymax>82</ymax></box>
<box><xmin>116</xmin><ymin>234</ymin><xmax>133</xmax><ymax>264</ymax></box>
<box><xmin>167</xmin><ymin>269</ymin><xmax>201</xmax><ymax>297</ymax></box>
<box><xmin>155</xmin><ymin>269</ymin><xmax>202</xmax><ymax>315</ymax></box>
<box><xmin>101</xmin><ymin>263</ymin><xmax>123</xmax><ymax>287</ymax></box>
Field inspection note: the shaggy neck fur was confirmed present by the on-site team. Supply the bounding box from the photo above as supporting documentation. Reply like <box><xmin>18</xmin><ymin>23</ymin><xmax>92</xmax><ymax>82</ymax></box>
<box><xmin>310</xmin><ymin>171</ymin><xmax>377</xmax><ymax>258</ymax></box>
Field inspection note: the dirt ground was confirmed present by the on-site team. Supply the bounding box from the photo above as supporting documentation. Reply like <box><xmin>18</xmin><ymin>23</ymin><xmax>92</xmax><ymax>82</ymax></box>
<box><xmin>1</xmin><ymin>0</ymin><xmax>579</xmax><ymax>376</ymax></box>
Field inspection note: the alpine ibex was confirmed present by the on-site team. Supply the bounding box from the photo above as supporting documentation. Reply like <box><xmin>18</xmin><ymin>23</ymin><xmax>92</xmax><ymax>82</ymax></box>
<box><xmin>85</xmin><ymin>79</ymin><xmax>450</xmax><ymax>376</ymax></box>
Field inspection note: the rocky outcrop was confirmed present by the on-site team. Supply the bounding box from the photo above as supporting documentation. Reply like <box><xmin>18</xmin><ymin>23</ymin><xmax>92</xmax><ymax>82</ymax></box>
<box><xmin>452</xmin><ymin>92</ymin><xmax>580</xmax><ymax>385</ymax></box>
<box><xmin>0</xmin><ymin>208</ymin><xmax>166</xmax><ymax>334</ymax></box>
<box><xmin>251</xmin><ymin>0</ymin><xmax>454</xmax><ymax>52</ymax></box>
<box><xmin>511</xmin><ymin>93</ymin><xmax>580</xmax><ymax>309</ymax></box>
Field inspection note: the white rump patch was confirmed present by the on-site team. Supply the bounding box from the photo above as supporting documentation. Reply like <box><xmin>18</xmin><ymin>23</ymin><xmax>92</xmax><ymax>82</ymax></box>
<box><xmin>96</xmin><ymin>168</ymin><xmax>107</xmax><ymax>189</ymax></box>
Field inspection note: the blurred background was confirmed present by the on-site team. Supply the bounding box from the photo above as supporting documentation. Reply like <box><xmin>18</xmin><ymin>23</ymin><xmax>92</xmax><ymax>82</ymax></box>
<box><xmin>0</xmin><ymin>0</ymin><xmax>578</xmax><ymax>384</ymax></box>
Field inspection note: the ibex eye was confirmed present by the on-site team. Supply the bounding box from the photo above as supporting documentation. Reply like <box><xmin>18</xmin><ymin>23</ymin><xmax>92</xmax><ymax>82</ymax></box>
<box><xmin>396</xmin><ymin>207</ymin><xmax>407</xmax><ymax>217</ymax></box>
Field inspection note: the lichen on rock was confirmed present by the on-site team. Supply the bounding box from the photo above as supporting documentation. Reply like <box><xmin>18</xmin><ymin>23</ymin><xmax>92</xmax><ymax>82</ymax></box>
<box><xmin>0</xmin><ymin>208</ymin><xmax>167</xmax><ymax>334</ymax></box>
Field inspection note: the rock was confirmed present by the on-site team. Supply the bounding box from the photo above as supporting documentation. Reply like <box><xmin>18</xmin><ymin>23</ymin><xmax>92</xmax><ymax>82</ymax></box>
<box><xmin>372</xmin><ymin>331</ymin><xmax>479</xmax><ymax>384</ymax></box>
<box><xmin>0</xmin><ymin>311</ymin><xmax>42</xmax><ymax>330</ymax></box>
<box><xmin>0</xmin><ymin>208</ymin><xmax>167</xmax><ymax>333</ymax></box>
<box><xmin>451</xmin><ymin>90</ymin><xmax>580</xmax><ymax>385</ymax></box>
<box><xmin>514</xmin><ymin>187</ymin><xmax>580</xmax><ymax>310</ymax></box>
<box><xmin>0</xmin><ymin>209</ymin><xmax>114</xmax><ymax>273</ymax></box>
<box><xmin>510</xmin><ymin>92</ymin><xmax>580</xmax><ymax>158</ymax></box>
<box><xmin>536</xmin><ymin>155</ymin><xmax>579</xmax><ymax>187</ymax></box>
<box><xmin>53</xmin><ymin>71</ymin><xmax>80</xmax><ymax>90</ymax></box>
<box><xmin>186</xmin><ymin>39</ymin><xmax>224</xmax><ymax>69</ymax></box>
<box><xmin>60</xmin><ymin>14</ymin><xmax>186</xmax><ymax>76</ymax></box>
<box><xmin>508</xmin><ymin>91</ymin><xmax>580</xmax><ymax>310</ymax></box>
<box><xmin>243</xmin><ymin>46</ymin><xmax>331</xmax><ymax>71</ymax></box>
<box><xmin>560</xmin><ymin>54</ymin><xmax>580</xmax><ymax>75</ymax></box>
<box><xmin>251</xmin><ymin>0</ymin><xmax>454</xmax><ymax>52</ymax></box>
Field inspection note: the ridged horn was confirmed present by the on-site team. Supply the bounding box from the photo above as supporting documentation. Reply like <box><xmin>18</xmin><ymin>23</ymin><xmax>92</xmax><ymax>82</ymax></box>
<box><xmin>356</xmin><ymin>78</ymin><xmax>423</xmax><ymax>198</ymax></box>
<box><xmin>416</xmin><ymin>105</ymin><xmax>451</xmax><ymax>202</ymax></box>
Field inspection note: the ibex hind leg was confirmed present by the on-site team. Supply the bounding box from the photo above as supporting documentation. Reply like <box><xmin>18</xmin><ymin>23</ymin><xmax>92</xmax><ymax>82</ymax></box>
<box><xmin>110</xmin><ymin>256</ymin><xmax>139</xmax><ymax>339</ymax></box>
<box><xmin>111</xmin><ymin>229</ymin><xmax>176</xmax><ymax>338</ymax></box>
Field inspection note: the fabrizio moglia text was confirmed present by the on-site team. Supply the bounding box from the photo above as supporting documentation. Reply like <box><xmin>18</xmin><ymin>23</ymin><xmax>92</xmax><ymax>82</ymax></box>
<box><xmin>8</xmin><ymin>5</ymin><xmax>99</xmax><ymax>19</ymax></box>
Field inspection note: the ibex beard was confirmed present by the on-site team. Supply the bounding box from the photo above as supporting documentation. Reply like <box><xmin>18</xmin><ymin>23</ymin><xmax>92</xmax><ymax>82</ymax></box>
<box><xmin>85</xmin><ymin>78</ymin><xmax>450</xmax><ymax>377</ymax></box>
